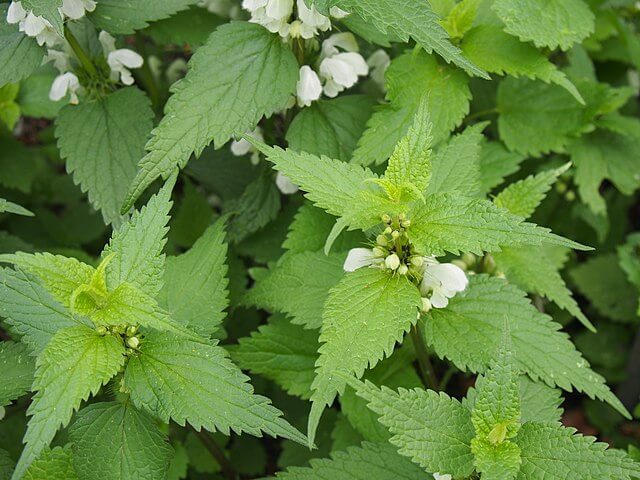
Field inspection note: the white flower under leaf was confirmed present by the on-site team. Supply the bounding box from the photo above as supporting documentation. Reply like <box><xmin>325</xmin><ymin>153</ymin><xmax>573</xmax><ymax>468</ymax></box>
<box><xmin>49</xmin><ymin>72</ymin><xmax>80</xmax><ymax>104</ymax></box>
<box><xmin>243</xmin><ymin>0</ymin><xmax>293</xmax><ymax>37</ymax></box>
<box><xmin>7</xmin><ymin>2</ymin><xmax>60</xmax><ymax>47</ymax></box>
<box><xmin>343</xmin><ymin>248</ymin><xmax>384</xmax><ymax>272</ymax></box>
<box><xmin>275</xmin><ymin>171</ymin><xmax>299</xmax><ymax>195</ymax></box>
<box><xmin>44</xmin><ymin>49</ymin><xmax>71</xmax><ymax>72</ymax></box>
<box><xmin>198</xmin><ymin>0</ymin><xmax>242</xmax><ymax>18</ymax></box>
<box><xmin>295</xmin><ymin>0</ymin><xmax>330</xmax><ymax>38</ymax></box>
<box><xmin>367</xmin><ymin>49</ymin><xmax>391</xmax><ymax>88</ymax></box>
<box><xmin>60</xmin><ymin>0</ymin><xmax>96</xmax><ymax>20</ymax></box>
<box><xmin>230</xmin><ymin>127</ymin><xmax>264</xmax><ymax>165</ymax></box>
<box><xmin>99</xmin><ymin>31</ymin><xmax>144</xmax><ymax>86</ymax></box>
<box><xmin>420</xmin><ymin>257</ymin><xmax>468</xmax><ymax>309</ymax></box>
<box><xmin>296</xmin><ymin>65</ymin><xmax>322</xmax><ymax>106</ymax></box>
<box><xmin>433</xmin><ymin>474</ymin><xmax>452</xmax><ymax>480</ymax></box>
<box><xmin>319</xmin><ymin>33</ymin><xmax>368</xmax><ymax>97</ymax></box>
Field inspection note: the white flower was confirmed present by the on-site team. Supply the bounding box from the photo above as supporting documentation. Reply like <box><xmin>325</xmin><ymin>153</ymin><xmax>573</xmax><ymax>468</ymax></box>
<box><xmin>98</xmin><ymin>30</ymin><xmax>117</xmax><ymax>55</ymax></box>
<box><xmin>296</xmin><ymin>0</ymin><xmax>330</xmax><ymax>38</ymax></box>
<box><xmin>7</xmin><ymin>1</ymin><xmax>60</xmax><ymax>47</ymax></box>
<box><xmin>296</xmin><ymin>65</ymin><xmax>322</xmax><ymax>107</ymax></box>
<box><xmin>385</xmin><ymin>253</ymin><xmax>400</xmax><ymax>271</ymax></box>
<box><xmin>321</xmin><ymin>32</ymin><xmax>359</xmax><ymax>57</ymax></box>
<box><xmin>6</xmin><ymin>1</ymin><xmax>27</xmax><ymax>24</ymax></box>
<box><xmin>329</xmin><ymin>6</ymin><xmax>349</xmax><ymax>18</ymax></box>
<box><xmin>367</xmin><ymin>49</ymin><xmax>391</xmax><ymax>88</ymax></box>
<box><xmin>343</xmin><ymin>248</ymin><xmax>383</xmax><ymax>272</ymax></box>
<box><xmin>433</xmin><ymin>474</ymin><xmax>452</xmax><ymax>480</ymax></box>
<box><xmin>244</xmin><ymin>0</ymin><xmax>293</xmax><ymax>37</ymax></box>
<box><xmin>420</xmin><ymin>258</ymin><xmax>468</xmax><ymax>309</ymax></box>
<box><xmin>60</xmin><ymin>0</ymin><xmax>96</xmax><ymax>20</ymax></box>
<box><xmin>98</xmin><ymin>31</ymin><xmax>144</xmax><ymax>85</ymax></box>
<box><xmin>44</xmin><ymin>49</ymin><xmax>71</xmax><ymax>72</ymax></box>
<box><xmin>230</xmin><ymin>127</ymin><xmax>264</xmax><ymax>164</ymax></box>
<box><xmin>319</xmin><ymin>33</ymin><xmax>368</xmax><ymax>97</ymax></box>
<box><xmin>198</xmin><ymin>0</ymin><xmax>241</xmax><ymax>18</ymax></box>
<box><xmin>275</xmin><ymin>172</ymin><xmax>299</xmax><ymax>195</ymax></box>
<box><xmin>49</xmin><ymin>72</ymin><xmax>80</xmax><ymax>104</ymax></box>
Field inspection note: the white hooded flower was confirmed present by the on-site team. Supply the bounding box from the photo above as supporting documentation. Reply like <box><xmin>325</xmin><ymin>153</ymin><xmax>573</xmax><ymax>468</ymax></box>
<box><xmin>420</xmin><ymin>258</ymin><xmax>468</xmax><ymax>309</ymax></box>
<box><xmin>343</xmin><ymin>248</ymin><xmax>384</xmax><ymax>272</ymax></box>
<box><xmin>49</xmin><ymin>72</ymin><xmax>80</xmax><ymax>104</ymax></box>
<box><xmin>296</xmin><ymin>65</ymin><xmax>322</xmax><ymax>107</ymax></box>
<box><xmin>6</xmin><ymin>1</ymin><xmax>27</xmax><ymax>24</ymax></box>
<box><xmin>60</xmin><ymin>0</ymin><xmax>96</xmax><ymax>20</ymax></box>
<box><xmin>107</xmin><ymin>49</ymin><xmax>144</xmax><ymax>85</ymax></box>
<box><xmin>243</xmin><ymin>0</ymin><xmax>293</xmax><ymax>37</ymax></box>
<box><xmin>296</xmin><ymin>0</ymin><xmax>330</xmax><ymax>38</ymax></box>
<box><xmin>319</xmin><ymin>33</ymin><xmax>368</xmax><ymax>97</ymax></box>
<box><xmin>367</xmin><ymin>49</ymin><xmax>391</xmax><ymax>88</ymax></box>
<box><xmin>7</xmin><ymin>1</ymin><xmax>60</xmax><ymax>46</ymax></box>
<box><xmin>230</xmin><ymin>127</ymin><xmax>264</xmax><ymax>164</ymax></box>
<box><xmin>433</xmin><ymin>474</ymin><xmax>452</xmax><ymax>480</ymax></box>
<box><xmin>275</xmin><ymin>171</ymin><xmax>299</xmax><ymax>195</ymax></box>
<box><xmin>44</xmin><ymin>49</ymin><xmax>71</xmax><ymax>72</ymax></box>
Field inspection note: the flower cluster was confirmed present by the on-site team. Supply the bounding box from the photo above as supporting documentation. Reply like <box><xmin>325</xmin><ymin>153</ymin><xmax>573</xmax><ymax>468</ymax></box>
<box><xmin>96</xmin><ymin>323</ymin><xmax>142</xmax><ymax>354</ymax></box>
<box><xmin>343</xmin><ymin>214</ymin><xmax>469</xmax><ymax>311</ymax></box>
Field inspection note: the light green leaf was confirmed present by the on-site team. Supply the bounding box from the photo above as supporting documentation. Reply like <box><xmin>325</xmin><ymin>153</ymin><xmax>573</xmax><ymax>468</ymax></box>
<box><xmin>89</xmin><ymin>0</ymin><xmax>198</xmax><ymax>34</ymax></box>
<box><xmin>422</xmin><ymin>275</ymin><xmax>629</xmax><ymax>419</ymax></box>
<box><xmin>55</xmin><ymin>88</ymin><xmax>154</xmax><ymax>226</ymax></box>
<box><xmin>230</xmin><ymin>315</ymin><xmax>319</xmax><ymax>399</ymax></box>
<box><xmin>271</xmin><ymin>442</ymin><xmax>429</xmax><ymax>479</ymax></box>
<box><xmin>461</xmin><ymin>25</ymin><xmax>582</xmax><ymax>101</ymax></box>
<box><xmin>286</xmin><ymin>95</ymin><xmax>374</xmax><ymax>161</ymax></box>
<box><xmin>123</xmin><ymin>332</ymin><xmax>307</xmax><ymax>445</ymax></box>
<box><xmin>492</xmin><ymin>0</ymin><xmax>595</xmax><ymax>51</ymax></box>
<box><xmin>0</xmin><ymin>267</ymin><xmax>81</xmax><ymax>355</ymax></box>
<box><xmin>441</xmin><ymin>0</ymin><xmax>481</xmax><ymax>39</ymax></box>
<box><xmin>159</xmin><ymin>220</ymin><xmax>229</xmax><ymax>336</ymax></box>
<box><xmin>347</xmin><ymin>378</ymin><xmax>475</xmax><ymax>477</ymax></box>
<box><xmin>0</xmin><ymin>341</ymin><xmax>35</xmax><ymax>407</ymax></box>
<box><xmin>123</xmin><ymin>23</ymin><xmax>298</xmax><ymax>211</ymax></box>
<box><xmin>406</xmin><ymin>192</ymin><xmax>589</xmax><ymax>256</ymax></box>
<box><xmin>308</xmin><ymin>268</ymin><xmax>421</xmax><ymax>446</ymax></box>
<box><xmin>0</xmin><ymin>198</ymin><xmax>34</xmax><ymax>216</ymax></box>
<box><xmin>0</xmin><ymin>4</ymin><xmax>45</xmax><ymax>86</ymax></box>
<box><xmin>478</xmin><ymin>141</ymin><xmax>525</xmax><ymax>194</ymax></box>
<box><xmin>23</xmin><ymin>447</ymin><xmax>77</xmax><ymax>480</ymax></box>
<box><xmin>69</xmin><ymin>401</ymin><xmax>173</xmax><ymax>480</ymax></box>
<box><xmin>13</xmin><ymin>325</ymin><xmax>126</xmax><ymax>479</ymax></box>
<box><xmin>353</xmin><ymin>50</ymin><xmax>472</xmax><ymax>166</ymax></box>
<box><xmin>515</xmin><ymin>422</ymin><xmax>640</xmax><ymax>479</ymax></box>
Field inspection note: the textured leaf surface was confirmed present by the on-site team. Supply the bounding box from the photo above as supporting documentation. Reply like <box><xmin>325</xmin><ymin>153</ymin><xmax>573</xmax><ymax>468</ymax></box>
<box><xmin>308</xmin><ymin>268</ymin><xmax>421</xmax><ymax>444</ymax></box>
<box><xmin>349</xmin><ymin>379</ymin><xmax>475</xmax><ymax>477</ymax></box>
<box><xmin>478</xmin><ymin>141</ymin><xmax>525</xmax><ymax>193</ymax></box>
<box><xmin>159</xmin><ymin>220</ymin><xmax>228</xmax><ymax>336</ymax></box>
<box><xmin>56</xmin><ymin>88</ymin><xmax>154</xmax><ymax>225</ymax></box>
<box><xmin>492</xmin><ymin>0</ymin><xmax>595</xmax><ymax>51</ymax></box>
<box><xmin>406</xmin><ymin>192</ymin><xmax>588</xmax><ymax>256</ymax></box>
<box><xmin>422</xmin><ymin>275</ymin><xmax>628</xmax><ymax>418</ymax></box>
<box><xmin>271</xmin><ymin>442</ymin><xmax>429</xmax><ymax>479</ymax></box>
<box><xmin>69</xmin><ymin>401</ymin><xmax>173</xmax><ymax>480</ymax></box>
<box><xmin>0</xmin><ymin>341</ymin><xmax>35</xmax><ymax>407</ymax></box>
<box><xmin>21</xmin><ymin>0</ymin><xmax>63</xmax><ymax>35</ymax></box>
<box><xmin>123</xmin><ymin>23</ymin><xmax>298</xmax><ymax>210</ymax></box>
<box><xmin>0</xmin><ymin>267</ymin><xmax>80</xmax><ymax>355</ymax></box>
<box><xmin>0</xmin><ymin>5</ymin><xmax>45</xmax><ymax>86</ymax></box>
<box><xmin>231</xmin><ymin>315</ymin><xmax>319</xmax><ymax>399</ymax></box>
<box><xmin>124</xmin><ymin>332</ymin><xmax>306</xmax><ymax>444</ymax></box>
<box><xmin>23</xmin><ymin>447</ymin><xmax>77</xmax><ymax>480</ymax></box>
<box><xmin>89</xmin><ymin>0</ymin><xmax>198</xmax><ymax>34</ymax></box>
<box><xmin>516</xmin><ymin>422</ymin><xmax>640</xmax><ymax>479</ymax></box>
<box><xmin>13</xmin><ymin>326</ymin><xmax>125</xmax><ymax>479</ymax></box>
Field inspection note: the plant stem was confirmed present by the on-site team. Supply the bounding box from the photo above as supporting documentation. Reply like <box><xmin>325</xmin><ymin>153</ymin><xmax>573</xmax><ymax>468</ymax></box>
<box><xmin>191</xmin><ymin>427</ymin><xmax>236</xmax><ymax>480</ymax></box>
<box><xmin>410</xmin><ymin>323</ymin><xmax>439</xmax><ymax>390</ymax></box>
<box><xmin>64</xmin><ymin>26</ymin><xmax>98</xmax><ymax>78</ymax></box>
<box><xmin>134</xmin><ymin>37</ymin><xmax>162</xmax><ymax>113</ymax></box>
<box><xmin>465</xmin><ymin>107</ymin><xmax>499</xmax><ymax>122</ymax></box>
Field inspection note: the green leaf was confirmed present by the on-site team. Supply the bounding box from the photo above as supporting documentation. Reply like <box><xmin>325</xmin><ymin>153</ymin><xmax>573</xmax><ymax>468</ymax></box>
<box><xmin>69</xmin><ymin>401</ymin><xmax>173</xmax><ymax>480</ymax></box>
<box><xmin>230</xmin><ymin>315</ymin><xmax>319</xmax><ymax>399</ymax></box>
<box><xmin>406</xmin><ymin>192</ymin><xmax>589</xmax><ymax>256</ymax></box>
<box><xmin>89</xmin><ymin>0</ymin><xmax>198</xmax><ymax>34</ymax></box>
<box><xmin>0</xmin><ymin>5</ymin><xmax>45</xmax><ymax>86</ymax></box>
<box><xmin>21</xmin><ymin>0</ymin><xmax>63</xmax><ymax>36</ymax></box>
<box><xmin>123</xmin><ymin>332</ymin><xmax>306</xmax><ymax>445</ymax></box>
<box><xmin>385</xmin><ymin>98</ymin><xmax>433</xmax><ymax>194</ymax></box>
<box><xmin>494</xmin><ymin>163</ymin><xmax>570</xmax><ymax>219</ymax></box>
<box><xmin>353</xmin><ymin>51</ymin><xmax>471</xmax><ymax>166</ymax></box>
<box><xmin>0</xmin><ymin>341</ymin><xmax>35</xmax><ymax>407</ymax></box>
<box><xmin>569</xmin><ymin>125</ymin><xmax>640</xmax><ymax>215</ymax></box>
<box><xmin>308</xmin><ymin>268</ymin><xmax>421</xmax><ymax>446</ymax></box>
<box><xmin>55</xmin><ymin>88</ymin><xmax>154</xmax><ymax>226</ymax></box>
<box><xmin>0</xmin><ymin>449</ymin><xmax>14</xmax><ymax>479</ymax></box>
<box><xmin>422</xmin><ymin>275</ymin><xmax>629</xmax><ymax>419</ymax></box>
<box><xmin>159</xmin><ymin>220</ymin><xmax>229</xmax><ymax>336</ymax></box>
<box><xmin>425</xmin><ymin>122</ymin><xmax>485</xmax><ymax>196</ymax></box>
<box><xmin>347</xmin><ymin>378</ymin><xmax>475</xmax><ymax>477</ymax></box>
<box><xmin>0</xmin><ymin>267</ymin><xmax>80</xmax><ymax>355</ymax></box>
<box><xmin>461</xmin><ymin>25</ymin><xmax>582</xmax><ymax>101</ymax></box>
<box><xmin>515</xmin><ymin>422</ymin><xmax>640</xmax><ymax>479</ymax></box>
<box><xmin>23</xmin><ymin>446</ymin><xmax>77</xmax><ymax>480</ymax></box>
<box><xmin>618</xmin><ymin>234</ymin><xmax>640</xmax><ymax>308</ymax></box>
<box><xmin>143</xmin><ymin>6</ymin><xmax>224</xmax><ymax>48</ymax></box>
<box><xmin>478</xmin><ymin>141</ymin><xmax>525</xmax><ymax>194</ymax></box>
<box><xmin>103</xmin><ymin>175</ymin><xmax>175</xmax><ymax>299</ymax></box>
<box><xmin>441</xmin><ymin>0</ymin><xmax>481</xmax><ymax>39</ymax></box>
<box><xmin>318</xmin><ymin>0</ymin><xmax>486</xmax><ymax>77</ymax></box>
<box><xmin>517</xmin><ymin>377</ymin><xmax>563</xmax><ymax>424</ymax></box>
<box><xmin>123</xmin><ymin>23</ymin><xmax>298</xmax><ymax>211</ymax></box>
<box><xmin>472</xmin><ymin>439</ymin><xmax>521</xmax><ymax>480</ymax></box>
<box><xmin>13</xmin><ymin>325</ymin><xmax>126</xmax><ymax>479</ymax></box>
<box><xmin>271</xmin><ymin>441</ymin><xmax>429</xmax><ymax>479</ymax></box>
<box><xmin>286</xmin><ymin>96</ymin><xmax>374</xmax><ymax>161</ymax></box>
<box><xmin>0</xmin><ymin>198</ymin><xmax>34</xmax><ymax>216</ymax></box>
<box><xmin>492</xmin><ymin>0</ymin><xmax>595</xmax><ymax>51</ymax></box>
<box><xmin>17</xmin><ymin>66</ymin><xmax>63</xmax><ymax>119</ymax></box>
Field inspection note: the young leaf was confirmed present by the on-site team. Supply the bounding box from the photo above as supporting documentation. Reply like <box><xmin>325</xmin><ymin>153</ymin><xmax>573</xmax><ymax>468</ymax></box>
<box><xmin>123</xmin><ymin>23</ymin><xmax>298</xmax><ymax>211</ymax></box>
<box><xmin>0</xmin><ymin>198</ymin><xmax>34</xmax><ymax>216</ymax></box>
<box><xmin>308</xmin><ymin>268</ymin><xmax>421</xmax><ymax>446</ymax></box>
<box><xmin>159</xmin><ymin>219</ymin><xmax>229</xmax><ymax>336</ymax></box>
<box><xmin>55</xmin><ymin>87</ymin><xmax>154</xmax><ymax>226</ymax></box>
<box><xmin>422</xmin><ymin>275</ymin><xmax>629</xmax><ymax>419</ymax></box>
<box><xmin>69</xmin><ymin>401</ymin><xmax>173</xmax><ymax>480</ymax></box>
<box><xmin>89</xmin><ymin>0</ymin><xmax>198</xmax><ymax>34</ymax></box>
<box><xmin>123</xmin><ymin>332</ymin><xmax>307</xmax><ymax>445</ymax></box>
<box><xmin>23</xmin><ymin>446</ymin><xmax>77</xmax><ymax>480</ymax></box>
<box><xmin>0</xmin><ymin>4</ymin><xmax>45</xmax><ymax>85</ymax></box>
<box><xmin>0</xmin><ymin>342</ymin><xmax>35</xmax><ymax>407</ymax></box>
<box><xmin>13</xmin><ymin>325</ymin><xmax>126</xmax><ymax>479</ymax></box>
<box><xmin>347</xmin><ymin>379</ymin><xmax>475</xmax><ymax>477</ymax></box>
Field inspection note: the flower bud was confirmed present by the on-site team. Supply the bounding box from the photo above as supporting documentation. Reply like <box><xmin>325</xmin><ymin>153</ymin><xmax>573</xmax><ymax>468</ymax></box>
<box><xmin>421</xmin><ymin>297</ymin><xmax>432</xmax><ymax>313</ymax></box>
<box><xmin>401</xmin><ymin>219</ymin><xmax>411</xmax><ymax>228</ymax></box>
<box><xmin>384</xmin><ymin>226</ymin><xmax>392</xmax><ymax>234</ymax></box>
<box><xmin>126</xmin><ymin>325</ymin><xmax>138</xmax><ymax>337</ymax></box>
<box><xmin>462</xmin><ymin>253</ymin><xmax>476</xmax><ymax>266</ymax></box>
<box><xmin>398</xmin><ymin>213</ymin><xmax>406</xmax><ymax>221</ymax></box>
<box><xmin>96</xmin><ymin>325</ymin><xmax>108</xmax><ymax>336</ymax></box>
<box><xmin>385</xmin><ymin>253</ymin><xmax>400</xmax><ymax>270</ymax></box>
<box><xmin>410</xmin><ymin>256</ymin><xmax>425</xmax><ymax>268</ymax></box>
<box><xmin>381</xmin><ymin>214</ymin><xmax>391</xmax><ymax>224</ymax></box>
<box><xmin>376</xmin><ymin>234</ymin><xmax>388</xmax><ymax>246</ymax></box>
<box><xmin>565</xmin><ymin>190</ymin><xmax>576</xmax><ymax>201</ymax></box>
<box><xmin>391</xmin><ymin>230</ymin><xmax>400</xmax><ymax>240</ymax></box>
<box><xmin>372</xmin><ymin>247</ymin><xmax>386</xmax><ymax>257</ymax></box>
<box><xmin>451</xmin><ymin>260</ymin><xmax>467</xmax><ymax>271</ymax></box>
<box><xmin>483</xmin><ymin>254</ymin><xmax>497</xmax><ymax>273</ymax></box>
<box><xmin>398</xmin><ymin>264</ymin><xmax>409</xmax><ymax>275</ymax></box>
<box><xmin>126</xmin><ymin>336</ymin><xmax>140</xmax><ymax>349</ymax></box>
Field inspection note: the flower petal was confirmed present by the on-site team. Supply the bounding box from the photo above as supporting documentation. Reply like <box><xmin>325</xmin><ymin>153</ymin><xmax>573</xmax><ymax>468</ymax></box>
<box><xmin>275</xmin><ymin>172</ymin><xmax>299</xmax><ymax>195</ymax></box>
<box><xmin>296</xmin><ymin>65</ymin><xmax>322</xmax><ymax>106</ymax></box>
<box><xmin>343</xmin><ymin>248</ymin><xmax>375</xmax><ymax>272</ymax></box>
<box><xmin>430</xmin><ymin>291</ymin><xmax>450</xmax><ymax>309</ymax></box>
<box><xmin>7</xmin><ymin>1</ymin><xmax>27</xmax><ymax>24</ymax></box>
<box><xmin>429</xmin><ymin>263</ymin><xmax>468</xmax><ymax>292</ymax></box>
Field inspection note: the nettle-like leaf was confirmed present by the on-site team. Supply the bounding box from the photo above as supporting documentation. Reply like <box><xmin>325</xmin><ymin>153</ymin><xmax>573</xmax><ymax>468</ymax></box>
<box><xmin>20</xmin><ymin>0</ymin><xmax>63</xmax><ymax>35</ymax></box>
<box><xmin>0</xmin><ymin>4</ymin><xmax>45</xmax><ymax>86</ymax></box>
<box><xmin>22</xmin><ymin>446</ymin><xmax>77</xmax><ymax>480</ymax></box>
<box><xmin>55</xmin><ymin>87</ymin><xmax>154</xmax><ymax>226</ymax></box>
<box><xmin>478</xmin><ymin>140</ymin><xmax>526</xmax><ymax>194</ymax></box>
<box><xmin>89</xmin><ymin>0</ymin><xmax>198</xmax><ymax>34</ymax></box>
<box><xmin>123</xmin><ymin>22</ymin><xmax>298</xmax><ymax>211</ymax></box>
<box><xmin>0</xmin><ymin>198</ymin><xmax>34</xmax><ymax>216</ymax></box>
<box><xmin>0</xmin><ymin>341</ymin><xmax>35</xmax><ymax>407</ymax></box>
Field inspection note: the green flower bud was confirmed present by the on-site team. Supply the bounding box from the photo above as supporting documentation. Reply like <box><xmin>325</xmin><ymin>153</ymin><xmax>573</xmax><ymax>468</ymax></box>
<box><xmin>381</xmin><ymin>214</ymin><xmax>391</xmax><ymax>224</ymax></box>
<box><xmin>555</xmin><ymin>182</ymin><xmax>567</xmax><ymax>194</ymax></box>
<box><xmin>126</xmin><ymin>336</ymin><xmax>140</xmax><ymax>349</ymax></box>
<box><xmin>376</xmin><ymin>234</ymin><xmax>388</xmax><ymax>246</ymax></box>
<box><xmin>384</xmin><ymin>226</ymin><xmax>392</xmax><ymax>235</ymax></box>
<box><xmin>421</xmin><ymin>297</ymin><xmax>432</xmax><ymax>313</ymax></box>
<box><xmin>126</xmin><ymin>325</ymin><xmax>138</xmax><ymax>337</ymax></box>
<box><xmin>385</xmin><ymin>253</ymin><xmax>400</xmax><ymax>270</ymax></box>
<box><xmin>401</xmin><ymin>219</ymin><xmax>411</xmax><ymax>228</ymax></box>
<box><xmin>410</xmin><ymin>256</ymin><xmax>424</xmax><ymax>268</ymax></box>
<box><xmin>565</xmin><ymin>190</ymin><xmax>576</xmax><ymax>201</ymax></box>
<box><xmin>398</xmin><ymin>213</ymin><xmax>406</xmax><ymax>221</ymax></box>
<box><xmin>372</xmin><ymin>247</ymin><xmax>386</xmax><ymax>257</ymax></box>
<box><xmin>96</xmin><ymin>326</ymin><xmax>108</xmax><ymax>336</ymax></box>
<box><xmin>451</xmin><ymin>259</ymin><xmax>467</xmax><ymax>271</ymax></box>
<box><xmin>462</xmin><ymin>253</ymin><xmax>476</xmax><ymax>266</ymax></box>
<box><xmin>391</xmin><ymin>230</ymin><xmax>400</xmax><ymax>240</ymax></box>
<box><xmin>398</xmin><ymin>264</ymin><xmax>409</xmax><ymax>275</ymax></box>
